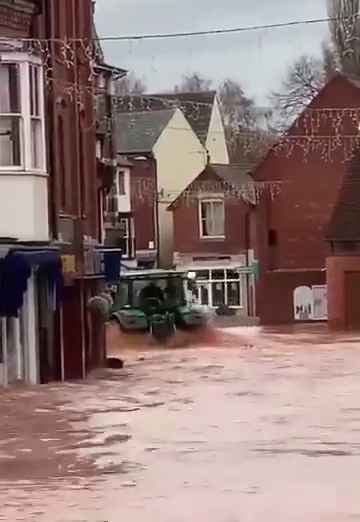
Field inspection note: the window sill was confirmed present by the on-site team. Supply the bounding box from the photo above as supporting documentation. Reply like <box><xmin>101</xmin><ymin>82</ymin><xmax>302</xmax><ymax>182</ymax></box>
<box><xmin>0</xmin><ymin>168</ymin><xmax>48</xmax><ymax>177</ymax></box>
<box><xmin>200</xmin><ymin>236</ymin><xmax>226</xmax><ymax>241</ymax></box>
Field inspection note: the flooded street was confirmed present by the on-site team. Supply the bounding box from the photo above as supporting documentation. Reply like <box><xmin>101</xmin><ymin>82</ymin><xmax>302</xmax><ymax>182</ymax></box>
<box><xmin>1</xmin><ymin>326</ymin><xmax>360</xmax><ymax>521</ymax></box>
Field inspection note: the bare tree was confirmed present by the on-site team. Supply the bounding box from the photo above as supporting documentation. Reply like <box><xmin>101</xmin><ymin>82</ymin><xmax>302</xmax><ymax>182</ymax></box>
<box><xmin>116</xmin><ymin>72</ymin><xmax>147</xmax><ymax>95</ymax></box>
<box><xmin>269</xmin><ymin>55</ymin><xmax>328</xmax><ymax>130</ymax></box>
<box><xmin>328</xmin><ymin>0</ymin><xmax>360</xmax><ymax>75</ymax></box>
<box><xmin>322</xmin><ymin>41</ymin><xmax>339</xmax><ymax>77</ymax></box>
<box><xmin>218</xmin><ymin>78</ymin><xmax>256</xmax><ymax>130</ymax></box>
<box><xmin>173</xmin><ymin>73</ymin><xmax>270</xmax><ymax>161</ymax></box>
<box><xmin>174</xmin><ymin>73</ymin><xmax>212</xmax><ymax>93</ymax></box>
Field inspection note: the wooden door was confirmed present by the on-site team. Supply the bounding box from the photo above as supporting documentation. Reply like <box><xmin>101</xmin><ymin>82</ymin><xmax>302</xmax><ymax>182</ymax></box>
<box><xmin>345</xmin><ymin>272</ymin><xmax>360</xmax><ymax>330</ymax></box>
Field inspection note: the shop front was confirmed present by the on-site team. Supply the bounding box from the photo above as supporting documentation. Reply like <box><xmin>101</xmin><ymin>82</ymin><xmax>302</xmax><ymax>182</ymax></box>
<box><xmin>0</xmin><ymin>246</ymin><xmax>63</xmax><ymax>387</ymax></box>
<box><xmin>174</xmin><ymin>253</ymin><xmax>257</xmax><ymax>317</ymax></box>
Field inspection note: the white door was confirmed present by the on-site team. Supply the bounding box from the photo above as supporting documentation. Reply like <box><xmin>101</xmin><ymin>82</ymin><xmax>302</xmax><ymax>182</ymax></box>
<box><xmin>293</xmin><ymin>286</ymin><xmax>314</xmax><ymax>321</ymax></box>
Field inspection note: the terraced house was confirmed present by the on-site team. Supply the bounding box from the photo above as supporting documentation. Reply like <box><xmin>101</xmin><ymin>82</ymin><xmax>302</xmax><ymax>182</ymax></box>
<box><xmin>0</xmin><ymin>0</ymin><xmax>121</xmax><ymax>387</ymax></box>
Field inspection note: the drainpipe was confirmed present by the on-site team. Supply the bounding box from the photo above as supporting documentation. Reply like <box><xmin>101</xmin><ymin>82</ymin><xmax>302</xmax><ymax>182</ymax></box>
<box><xmin>72</xmin><ymin>0</ymin><xmax>86</xmax><ymax>378</ymax></box>
<box><xmin>152</xmin><ymin>155</ymin><xmax>160</xmax><ymax>268</ymax></box>
<box><xmin>245</xmin><ymin>212</ymin><xmax>251</xmax><ymax>316</ymax></box>
<box><xmin>44</xmin><ymin>0</ymin><xmax>58</xmax><ymax>240</ymax></box>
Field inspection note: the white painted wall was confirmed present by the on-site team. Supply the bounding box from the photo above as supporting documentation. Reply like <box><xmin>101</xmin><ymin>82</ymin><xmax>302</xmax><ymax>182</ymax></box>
<box><xmin>206</xmin><ymin>97</ymin><xmax>229</xmax><ymax>165</ymax></box>
<box><xmin>153</xmin><ymin>109</ymin><xmax>208</xmax><ymax>267</ymax></box>
<box><xmin>0</xmin><ymin>174</ymin><xmax>49</xmax><ymax>241</ymax></box>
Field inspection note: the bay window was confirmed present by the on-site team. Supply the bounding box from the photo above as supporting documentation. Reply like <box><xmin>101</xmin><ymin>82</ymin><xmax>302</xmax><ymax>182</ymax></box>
<box><xmin>0</xmin><ymin>64</ymin><xmax>21</xmax><ymax>167</ymax></box>
<box><xmin>0</xmin><ymin>56</ymin><xmax>45</xmax><ymax>172</ymax></box>
<box><xmin>200</xmin><ymin>199</ymin><xmax>225</xmax><ymax>238</ymax></box>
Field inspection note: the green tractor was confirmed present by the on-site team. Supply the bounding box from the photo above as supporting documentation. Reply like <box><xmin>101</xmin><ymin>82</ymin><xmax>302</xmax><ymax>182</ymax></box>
<box><xmin>111</xmin><ymin>269</ymin><xmax>208</xmax><ymax>343</ymax></box>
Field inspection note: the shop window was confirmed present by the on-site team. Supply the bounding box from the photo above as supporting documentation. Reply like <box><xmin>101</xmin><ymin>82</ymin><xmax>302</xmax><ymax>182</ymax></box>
<box><xmin>193</xmin><ymin>268</ymin><xmax>243</xmax><ymax>308</ymax></box>
<box><xmin>200</xmin><ymin>199</ymin><xmax>225</xmax><ymax>238</ymax></box>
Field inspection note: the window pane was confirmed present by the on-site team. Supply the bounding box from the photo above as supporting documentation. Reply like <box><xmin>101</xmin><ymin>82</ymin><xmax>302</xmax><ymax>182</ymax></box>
<box><xmin>227</xmin><ymin>269</ymin><xmax>240</xmax><ymax>280</ymax></box>
<box><xmin>200</xmin><ymin>285</ymin><xmax>209</xmax><ymax>305</ymax></box>
<box><xmin>31</xmin><ymin>118</ymin><xmax>42</xmax><ymax>169</ymax></box>
<box><xmin>0</xmin><ymin>116</ymin><xmax>21</xmax><ymax>166</ymax></box>
<box><xmin>212</xmin><ymin>269</ymin><xmax>225</xmax><ymax>280</ymax></box>
<box><xmin>118</xmin><ymin>172</ymin><xmax>125</xmax><ymax>195</ymax></box>
<box><xmin>200</xmin><ymin>200</ymin><xmax>224</xmax><ymax>237</ymax></box>
<box><xmin>201</xmin><ymin>201</ymin><xmax>208</xmax><ymax>219</ymax></box>
<box><xmin>212</xmin><ymin>201</ymin><xmax>225</xmax><ymax>236</ymax></box>
<box><xmin>0</xmin><ymin>64</ymin><xmax>20</xmax><ymax>113</ymax></box>
<box><xmin>201</xmin><ymin>218</ymin><xmax>208</xmax><ymax>236</ymax></box>
<box><xmin>212</xmin><ymin>282</ymin><xmax>225</xmax><ymax>307</ymax></box>
<box><xmin>30</xmin><ymin>65</ymin><xmax>40</xmax><ymax>117</ymax></box>
<box><xmin>119</xmin><ymin>218</ymin><xmax>129</xmax><ymax>237</ymax></box>
<box><xmin>196</xmin><ymin>270</ymin><xmax>210</xmax><ymax>281</ymax></box>
<box><xmin>228</xmin><ymin>282</ymin><xmax>241</xmax><ymax>306</ymax></box>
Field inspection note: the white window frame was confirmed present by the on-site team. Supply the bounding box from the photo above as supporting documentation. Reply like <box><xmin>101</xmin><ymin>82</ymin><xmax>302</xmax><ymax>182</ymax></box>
<box><xmin>115</xmin><ymin>169</ymin><xmax>126</xmax><ymax>196</ymax></box>
<box><xmin>119</xmin><ymin>216</ymin><xmax>135</xmax><ymax>259</ymax></box>
<box><xmin>0</xmin><ymin>52</ymin><xmax>46</xmax><ymax>174</ymax></box>
<box><xmin>199</xmin><ymin>198</ymin><xmax>225</xmax><ymax>239</ymax></box>
<box><xmin>104</xmin><ymin>169</ymin><xmax>127</xmax><ymax>218</ymax></box>
<box><xmin>192</xmin><ymin>268</ymin><xmax>245</xmax><ymax>309</ymax></box>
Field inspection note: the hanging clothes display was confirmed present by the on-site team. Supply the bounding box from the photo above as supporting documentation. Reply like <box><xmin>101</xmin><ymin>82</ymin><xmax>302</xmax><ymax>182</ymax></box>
<box><xmin>0</xmin><ymin>253</ymin><xmax>31</xmax><ymax>318</ymax></box>
<box><xmin>0</xmin><ymin>249</ymin><xmax>64</xmax><ymax>318</ymax></box>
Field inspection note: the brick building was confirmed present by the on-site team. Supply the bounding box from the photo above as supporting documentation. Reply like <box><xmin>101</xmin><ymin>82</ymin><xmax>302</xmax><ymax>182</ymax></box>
<box><xmin>253</xmin><ymin>75</ymin><xmax>360</xmax><ymax>324</ymax></box>
<box><xmin>0</xmin><ymin>0</ymin><xmax>119</xmax><ymax>387</ymax></box>
<box><xmin>36</xmin><ymin>0</ymin><xmax>115</xmax><ymax>379</ymax></box>
<box><xmin>169</xmin><ymin>164</ymin><xmax>257</xmax><ymax>316</ymax></box>
<box><xmin>326</xmin><ymin>152</ymin><xmax>360</xmax><ymax>329</ymax></box>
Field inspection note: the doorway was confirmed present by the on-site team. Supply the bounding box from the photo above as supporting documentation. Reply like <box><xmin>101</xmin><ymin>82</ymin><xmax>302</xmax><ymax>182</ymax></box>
<box><xmin>345</xmin><ymin>271</ymin><xmax>360</xmax><ymax>330</ymax></box>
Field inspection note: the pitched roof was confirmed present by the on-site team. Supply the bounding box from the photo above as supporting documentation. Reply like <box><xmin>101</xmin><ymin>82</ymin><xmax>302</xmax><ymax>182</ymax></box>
<box><xmin>210</xmin><ymin>163</ymin><xmax>254</xmax><ymax>189</ymax></box>
<box><xmin>116</xmin><ymin>109</ymin><xmax>176</xmax><ymax>153</ymax></box>
<box><xmin>149</xmin><ymin>91</ymin><xmax>216</xmax><ymax>145</ymax></box>
<box><xmin>252</xmin><ymin>74</ymin><xmax>360</xmax><ymax>180</ymax></box>
<box><xmin>326</xmin><ymin>152</ymin><xmax>360</xmax><ymax>241</ymax></box>
<box><xmin>114</xmin><ymin>91</ymin><xmax>216</xmax><ymax>146</ymax></box>
<box><xmin>168</xmin><ymin>163</ymin><xmax>256</xmax><ymax>209</ymax></box>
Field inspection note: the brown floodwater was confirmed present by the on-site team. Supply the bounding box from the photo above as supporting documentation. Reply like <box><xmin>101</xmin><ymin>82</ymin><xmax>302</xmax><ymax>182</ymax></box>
<box><xmin>1</xmin><ymin>324</ymin><xmax>360</xmax><ymax>521</ymax></box>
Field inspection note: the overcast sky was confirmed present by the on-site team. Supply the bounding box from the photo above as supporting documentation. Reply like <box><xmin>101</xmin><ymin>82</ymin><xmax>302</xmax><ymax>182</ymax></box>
<box><xmin>95</xmin><ymin>0</ymin><xmax>329</xmax><ymax>105</ymax></box>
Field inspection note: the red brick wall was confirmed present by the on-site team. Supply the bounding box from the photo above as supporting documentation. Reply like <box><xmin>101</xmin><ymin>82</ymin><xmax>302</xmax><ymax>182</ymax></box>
<box><xmin>38</xmin><ymin>0</ymin><xmax>98</xmax><ymax>245</ymax></box>
<box><xmin>254</xmin><ymin>76</ymin><xmax>360</xmax><ymax>272</ymax></box>
<box><xmin>172</xmin><ymin>170</ymin><xmax>251</xmax><ymax>255</ymax></box>
<box><xmin>36</xmin><ymin>1</ymin><xmax>104</xmax><ymax>375</ymax></box>
<box><xmin>327</xmin><ymin>255</ymin><xmax>360</xmax><ymax>330</ymax></box>
<box><xmin>130</xmin><ymin>157</ymin><xmax>157</xmax><ymax>251</ymax></box>
<box><xmin>173</xmin><ymin>200</ymin><xmax>251</xmax><ymax>254</ymax></box>
<box><xmin>252</xmin><ymin>76</ymin><xmax>360</xmax><ymax>325</ymax></box>
<box><xmin>257</xmin><ymin>270</ymin><xmax>326</xmax><ymax>325</ymax></box>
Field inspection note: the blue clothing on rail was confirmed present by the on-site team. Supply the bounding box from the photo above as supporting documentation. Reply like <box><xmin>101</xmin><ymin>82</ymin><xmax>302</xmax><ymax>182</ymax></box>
<box><xmin>0</xmin><ymin>250</ymin><xmax>64</xmax><ymax>318</ymax></box>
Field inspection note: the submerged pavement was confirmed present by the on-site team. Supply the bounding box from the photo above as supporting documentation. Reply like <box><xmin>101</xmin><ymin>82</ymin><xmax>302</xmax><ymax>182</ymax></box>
<box><xmin>1</xmin><ymin>325</ymin><xmax>360</xmax><ymax>521</ymax></box>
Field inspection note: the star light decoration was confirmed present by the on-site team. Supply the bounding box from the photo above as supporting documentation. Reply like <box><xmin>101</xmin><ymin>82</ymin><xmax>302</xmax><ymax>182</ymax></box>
<box><xmin>7</xmin><ymin>37</ymin><xmax>360</xmax><ymax>164</ymax></box>
<box><xmin>4</xmin><ymin>37</ymin><xmax>360</xmax><ymax>203</ymax></box>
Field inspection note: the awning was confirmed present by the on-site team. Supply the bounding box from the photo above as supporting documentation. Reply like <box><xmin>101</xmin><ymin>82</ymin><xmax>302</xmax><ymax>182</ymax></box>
<box><xmin>0</xmin><ymin>248</ymin><xmax>63</xmax><ymax>318</ymax></box>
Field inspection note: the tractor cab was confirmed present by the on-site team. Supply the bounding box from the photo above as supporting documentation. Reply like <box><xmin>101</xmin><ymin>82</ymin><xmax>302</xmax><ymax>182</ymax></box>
<box><xmin>111</xmin><ymin>269</ymin><xmax>207</xmax><ymax>342</ymax></box>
